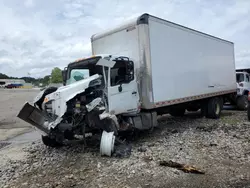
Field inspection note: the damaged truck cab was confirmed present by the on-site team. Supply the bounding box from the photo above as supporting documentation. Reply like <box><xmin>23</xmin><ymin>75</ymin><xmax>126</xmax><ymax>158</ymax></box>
<box><xmin>18</xmin><ymin>55</ymin><xmax>142</xmax><ymax>156</ymax></box>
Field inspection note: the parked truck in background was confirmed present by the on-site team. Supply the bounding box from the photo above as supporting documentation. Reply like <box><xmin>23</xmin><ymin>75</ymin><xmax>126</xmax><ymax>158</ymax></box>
<box><xmin>17</xmin><ymin>13</ymin><xmax>237</xmax><ymax>156</ymax></box>
<box><xmin>235</xmin><ymin>68</ymin><xmax>250</xmax><ymax>120</ymax></box>
<box><xmin>234</xmin><ymin>70</ymin><xmax>250</xmax><ymax>110</ymax></box>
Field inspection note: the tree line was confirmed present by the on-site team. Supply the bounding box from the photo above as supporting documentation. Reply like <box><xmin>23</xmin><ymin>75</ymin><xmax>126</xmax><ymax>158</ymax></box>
<box><xmin>0</xmin><ymin>67</ymin><xmax>63</xmax><ymax>86</ymax></box>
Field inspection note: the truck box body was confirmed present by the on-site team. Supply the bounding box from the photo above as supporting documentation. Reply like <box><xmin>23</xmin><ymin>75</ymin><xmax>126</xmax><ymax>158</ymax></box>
<box><xmin>91</xmin><ymin>13</ymin><xmax>236</xmax><ymax>110</ymax></box>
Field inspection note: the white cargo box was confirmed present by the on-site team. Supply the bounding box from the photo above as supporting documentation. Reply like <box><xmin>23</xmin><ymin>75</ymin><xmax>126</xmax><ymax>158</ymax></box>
<box><xmin>91</xmin><ymin>13</ymin><xmax>236</xmax><ymax>109</ymax></box>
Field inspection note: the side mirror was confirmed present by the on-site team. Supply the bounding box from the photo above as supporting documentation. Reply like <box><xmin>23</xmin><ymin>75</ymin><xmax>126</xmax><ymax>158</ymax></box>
<box><xmin>125</xmin><ymin>61</ymin><xmax>134</xmax><ymax>83</ymax></box>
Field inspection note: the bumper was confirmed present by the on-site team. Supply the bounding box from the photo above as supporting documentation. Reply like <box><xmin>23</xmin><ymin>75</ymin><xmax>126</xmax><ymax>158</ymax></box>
<box><xmin>17</xmin><ymin>102</ymin><xmax>50</xmax><ymax>134</ymax></box>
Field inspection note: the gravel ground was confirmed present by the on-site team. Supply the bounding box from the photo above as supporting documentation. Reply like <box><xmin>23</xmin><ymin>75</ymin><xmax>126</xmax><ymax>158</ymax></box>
<box><xmin>1</xmin><ymin>109</ymin><xmax>250</xmax><ymax>188</ymax></box>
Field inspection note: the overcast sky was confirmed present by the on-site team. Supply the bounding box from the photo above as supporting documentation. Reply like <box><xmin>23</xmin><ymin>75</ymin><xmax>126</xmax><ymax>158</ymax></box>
<box><xmin>0</xmin><ymin>0</ymin><xmax>250</xmax><ymax>78</ymax></box>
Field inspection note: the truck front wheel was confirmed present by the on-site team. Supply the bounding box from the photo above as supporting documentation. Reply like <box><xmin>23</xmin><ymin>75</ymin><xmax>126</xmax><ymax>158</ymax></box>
<box><xmin>236</xmin><ymin>95</ymin><xmax>248</xmax><ymax>111</ymax></box>
<box><xmin>206</xmin><ymin>97</ymin><xmax>222</xmax><ymax>119</ymax></box>
<box><xmin>41</xmin><ymin>135</ymin><xmax>63</xmax><ymax>148</ymax></box>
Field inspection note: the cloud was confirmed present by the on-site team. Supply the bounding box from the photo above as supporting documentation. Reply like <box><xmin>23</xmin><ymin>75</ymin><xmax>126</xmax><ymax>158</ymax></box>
<box><xmin>0</xmin><ymin>50</ymin><xmax>9</xmax><ymax>57</ymax></box>
<box><xmin>58</xmin><ymin>42</ymin><xmax>92</xmax><ymax>57</ymax></box>
<box><xmin>235</xmin><ymin>49</ymin><xmax>250</xmax><ymax>69</ymax></box>
<box><xmin>29</xmin><ymin>67</ymin><xmax>52</xmax><ymax>78</ymax></box>
<box><xmin>0</xmin><ymin>0</ymin><xmax>250</xmax><ymax>77</ymax></box>
<box><xmin>0</xmin><ymin>57</ymin><xmax>15</xmax><ymax>65</ymax></box>
<box><xmin>24</xmin><ymin>0</ymin><xmax>34</xmax><ymax>8</ymax></box>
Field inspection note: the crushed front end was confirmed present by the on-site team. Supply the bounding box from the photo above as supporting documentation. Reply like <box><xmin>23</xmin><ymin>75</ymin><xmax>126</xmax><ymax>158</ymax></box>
<box><xmin>17</xmin><ymin>56</ymin><xmax>120</xmax><ymax>156</ymax></box>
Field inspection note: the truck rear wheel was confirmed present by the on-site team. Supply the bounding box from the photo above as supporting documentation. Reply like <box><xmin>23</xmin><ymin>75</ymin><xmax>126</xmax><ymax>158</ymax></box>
<box><xmin>206</xmin><ymin>97</ymin><xmax>222</xmax><ymax>119</ymax></box>
<box><xmin>236</xmin><ymin>95</ymin><xmax>248</xmax><ymax>111</ymax></box>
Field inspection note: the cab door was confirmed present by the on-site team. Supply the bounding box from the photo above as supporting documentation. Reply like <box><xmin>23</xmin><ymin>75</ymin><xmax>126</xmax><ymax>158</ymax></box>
<box><xmin>108</xmin><ymin>60</ymin><xmax>139</xmax><ymax>115</ymax></box>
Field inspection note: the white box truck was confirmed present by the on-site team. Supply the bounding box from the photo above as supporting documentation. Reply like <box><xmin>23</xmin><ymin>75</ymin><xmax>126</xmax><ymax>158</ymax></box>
<box><xmin>17</xmin><ymin>13</ymin><xmax>237</xmax><ymax>156</ymax></box>
<box><xmin>235</xmin><ymin>69</ymin><xmax>250</xmax><ymax>110</ymax></box>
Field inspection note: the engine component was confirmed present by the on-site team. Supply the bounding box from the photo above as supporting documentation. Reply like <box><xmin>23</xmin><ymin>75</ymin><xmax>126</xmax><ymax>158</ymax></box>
<box><xmin>86</xmin><ymin>97</ymin><xmax>103</xmax><ymax>112</ymax></box>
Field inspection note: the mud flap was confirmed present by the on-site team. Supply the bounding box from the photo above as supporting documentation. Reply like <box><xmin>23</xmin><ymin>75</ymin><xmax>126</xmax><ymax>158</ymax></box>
<box><xmin>17</xmin><ymin>102</ymin><xmax>50</xmax><ymax>134</ymax></box>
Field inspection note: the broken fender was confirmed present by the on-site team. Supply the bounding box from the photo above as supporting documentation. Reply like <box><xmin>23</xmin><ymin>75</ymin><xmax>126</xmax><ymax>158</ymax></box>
<box><xmin>17</xmin><ymin>102</ymin><xmax>51</xmax><ymax>134</ymax></box>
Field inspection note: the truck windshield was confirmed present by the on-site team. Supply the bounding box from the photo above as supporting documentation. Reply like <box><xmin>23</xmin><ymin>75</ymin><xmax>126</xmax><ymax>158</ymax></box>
<box><xmin>65</xmin><ymin>56</ymin><xmax>108</xmax><ymax>85</ymax></box>
<box><xmin>66</xmin><ymin>69</ymin><xmax>90</xmax><ymax>85</ymax></box>
<box><xmin>236</xmin><ymin>73</ymin><xmax>244</xmax><ymax>83</ymax></box>
<box><xmin>64</xmin><ymin>56</ymin><xmax>114</xmax><ymax>86</ymax></box>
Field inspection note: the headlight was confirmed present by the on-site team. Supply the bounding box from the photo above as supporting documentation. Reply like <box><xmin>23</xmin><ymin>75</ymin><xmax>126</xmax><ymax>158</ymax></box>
<box><xmin>43</xmin><ymin>97</ymin><xmax>49</xmax><ymax>103</ymax></box>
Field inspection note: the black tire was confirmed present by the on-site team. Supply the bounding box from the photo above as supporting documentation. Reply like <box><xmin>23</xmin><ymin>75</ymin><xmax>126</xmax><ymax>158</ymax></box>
<box><xmin>206</xmin><ymin>97</ymin><xmax>222</xmax><ymax>119</ymax></box>
<box><xmin>169</xmin><ymin>108</ymin><xmax>186</xmax><ymax>117</ymax></box>
<box><xmin>41</xmin><ymin>135</ymin><xmax>63</xmax><ymax>148</ymax></box>
<box><xmin>236</xmin><ymin>95</ymin><xmax>248</xmax><ymax>111</ymax></box>
<box><xmin>103</xmin><ymin>118</ymin><xmax>118</xmax><ymax>136</ymax></box>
